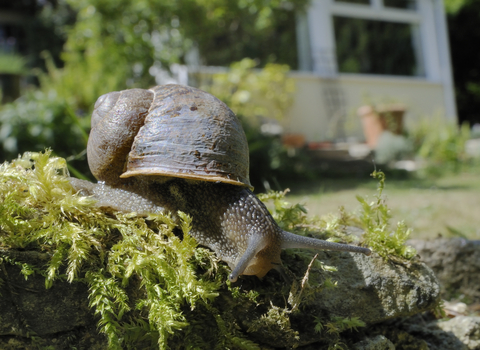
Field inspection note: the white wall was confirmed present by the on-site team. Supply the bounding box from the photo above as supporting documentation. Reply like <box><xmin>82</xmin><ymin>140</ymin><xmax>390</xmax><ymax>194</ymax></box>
<box><xmin>294</xmin><ymin>0</ymin><xmax>457</xmax><ymax>142</ymax></box>
<box><xmin>284</xmin><ymin>71</ymin><xmax>448</xmax><ymax>142</ymax></box>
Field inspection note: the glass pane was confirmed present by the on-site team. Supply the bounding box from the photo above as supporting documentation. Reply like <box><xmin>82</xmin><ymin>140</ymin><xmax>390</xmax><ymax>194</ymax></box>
<box><xmin>335</xmin><ymin>0</ymin><xmax>371</xmax><ymax>4</ymax></box>
<box><xmin>333</xmin><ymin>16</ymin><xmax>423</xmax><ymax>76</ymax></box>
<box><xmin>383</xmin><ymin>0</ymin><xmax>417</xmax><ymax>10</ymax></box>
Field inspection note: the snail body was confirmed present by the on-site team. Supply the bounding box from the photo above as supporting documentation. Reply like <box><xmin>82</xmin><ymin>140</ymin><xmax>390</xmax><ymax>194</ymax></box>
<box><xmin>71</xmin><ymin>84</ymin><xmax>371</xmax><ymax>282</ymax></box>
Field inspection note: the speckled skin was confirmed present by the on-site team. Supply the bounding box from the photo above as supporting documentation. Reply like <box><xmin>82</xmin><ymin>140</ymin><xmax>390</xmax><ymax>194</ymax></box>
<box><xmin>70</xmin><ymin>177</ymin><xmax>285</xmax><ymax>280</ymax></box>
<box><xmin>70</xmin><ymin>176</ymin><xmax>371</xmax><ymax>282</ymax></box>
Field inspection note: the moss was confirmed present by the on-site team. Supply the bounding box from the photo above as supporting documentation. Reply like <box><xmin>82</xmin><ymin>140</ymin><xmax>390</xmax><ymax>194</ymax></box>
<box><xmin>0</xmin><ymin>151</ymin><xmax>420</xmax><ymax>349</ymax></box>
<box><xmin>0</xmin><ymin>151</ymin><xmax>223</xmax><ymax>349</ymax></box>
<box><xmin>349</xmin><ymin>171</ymin><xmax>417</xmax><ymax>260</ymax></box>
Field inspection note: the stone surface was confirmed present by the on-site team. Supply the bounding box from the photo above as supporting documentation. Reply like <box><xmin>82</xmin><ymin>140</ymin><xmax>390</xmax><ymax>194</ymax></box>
<box><xmin>409</xmin><ymin>238</ymin><xmax>480</xmax><ymax>301</ymax></box>
<box><xmin>361</xmin><ymin>314</ymin><xmax>468</xmax><ymax>350</ymax></box>
<box><xmin>299</xmin><ymin>250</ymin><xmax>440</xmax><ymax>325</ymax></box>
<box><xmin>0</xmin><ymin>250</ymin><xmax>94</xmax><ymax>337</ymax></box>
<box><xmin>352</xmin><ymin>335</ymin><xmax>395</xmax><ymax>350</ymax></box>
<box><xmin>235</xmin><ymin>250</ymin><xmax>440</xmax><ymax>347</ymax></box>
<box><xmin>397</xmin><ymin>318</ymin><xmax>467</xmax><ymax>350</ymax></box>
<box><xmin>436</xmin><ymin>316</ymin><xmax>480</xmax><ymax>350</ymax></box>
<box><xmin>0</xmin><ymin>250</ymin><xmax>106</xmax><ymax>349</ymax></box>
<box><xmin>0</xmin><ymin>247</ymin><xmax>441</xmax><ymax>349</ymax></box>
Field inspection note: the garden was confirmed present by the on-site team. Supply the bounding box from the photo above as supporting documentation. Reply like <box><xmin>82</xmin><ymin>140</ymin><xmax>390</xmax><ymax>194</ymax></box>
<box><xmin>0</xmin><ymin>0</ymin><xmax>480</xmax><ymax>349</ymax></box>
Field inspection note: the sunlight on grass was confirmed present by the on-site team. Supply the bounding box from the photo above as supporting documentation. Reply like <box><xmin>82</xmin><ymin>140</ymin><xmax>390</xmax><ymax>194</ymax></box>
<box><xmin>287</xmin><ymin>171</ymin><xmax>480</xmax><ymax>239</ymax></box>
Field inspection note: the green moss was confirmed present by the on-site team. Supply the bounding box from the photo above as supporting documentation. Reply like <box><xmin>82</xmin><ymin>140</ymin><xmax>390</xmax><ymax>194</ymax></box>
<box><xmin>248</xmin><ymin>306</ymin><xmax>300</xmax><ymax>345</ymax></box>
<box><xmin>0</xmin><ymin>151</ymin><xmax>419</xmax><ymax>349</ymax></box>
<box><xmin>258</xmin><ymin>173</ymin><xmax>417</xmax><ymax>261</ymax></box>
<box><xmin>0</xmin><ymin>151</ymin><xmax>224</xmax><ymax>349</ymax></box>
<box><xmin>353</xmin><ymin>171</ymin><xmax>417</xmax><ymax>260</ymax></box>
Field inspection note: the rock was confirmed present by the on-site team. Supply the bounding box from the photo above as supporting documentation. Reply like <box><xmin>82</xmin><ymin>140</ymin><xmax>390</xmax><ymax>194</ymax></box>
<box><xmin>409</xmin><ymin>238</ymin><xmax>480</xmax><ymax>301</ymax></box>
<box><xmin>0</xmin><ymin>250</ymin><xmax>94</xmax><ymax>337</ymax></box>
<box><xmin>363</xmin><ymin>314</ymin><xmax>468</xmax><ymax>350</ymax></box>
<box><xmin>236</xmin><ymin>250</ymin><xmax>440</xmax><ymax>347</ymax></box>
<box><xmin>399</xmin><ymin>319</ymin><xmax>467</xmax><ymax>350</ymax></box>
<box><xmin>0</xmin><ymin>250</ymin><xmax>107</xmax><ymax>349</ymax></box>
<box><xmin>435</xmin><ymin>316</ymin><xmax>480</xmax><ymax>349</ymax></box>
<box><xmin>352</xmin><ymin>335</ymin><xmax>395</xmax><ymax>349</ymax></box>
<box><xmin>0</xmin><ymin>248</ymin><xmax>441</xmax><ymax>349</ymax></box>
<box><xmin>298</xmin><ymin>251</ymin><xmax>440</xmax><ymax>325</ymax></box>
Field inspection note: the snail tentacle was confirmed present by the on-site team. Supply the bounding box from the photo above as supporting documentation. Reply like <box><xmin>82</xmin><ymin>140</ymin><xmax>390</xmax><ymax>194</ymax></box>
<box><xmin>279</xmin><ymin>229</ymin><xmax>371</xmax><ymax>256</ymax></box>
<box><xmin>229</xmin><ymin>233</ymin><xmax>268</xmax><ymax>283</ymax></box>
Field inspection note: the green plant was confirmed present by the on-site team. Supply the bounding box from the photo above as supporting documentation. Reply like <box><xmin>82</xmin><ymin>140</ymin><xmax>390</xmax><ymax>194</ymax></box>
<box><xmin>0</xmin><ymin>89</ymin><xmax>90</xmax><ymax>176</ymax></box>
<box><xmin>354</xmin><ymin>171</ymin><xmax>416</xmax><ymax>259</ymax></box>
<box><xmin>313</xmin><ymin>316</ymin><xmax>366</xmax><ymax>350</ymax></box>
<box><xmin>0</xmin><ymin>53</ymin><xmax>27</xmax><ymax>74</ymax></box>
<box><xmin>409</xmin><ymin>116</ymin><xmax>471</xmax><ymax>177</ymax></box>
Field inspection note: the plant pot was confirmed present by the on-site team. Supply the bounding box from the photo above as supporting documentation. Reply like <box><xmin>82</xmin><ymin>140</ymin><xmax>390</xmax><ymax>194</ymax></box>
<box><xmin>358</xmin><ymin>105</ymin><xmax>405</xmax><ymax>148</ymax></box>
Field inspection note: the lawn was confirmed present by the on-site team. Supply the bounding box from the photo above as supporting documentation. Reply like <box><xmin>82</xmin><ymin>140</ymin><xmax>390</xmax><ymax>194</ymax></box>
<box><xmin>284</xmin><ymin>169</ymin><xmax>480</xmax><ymax>240</ymax></box>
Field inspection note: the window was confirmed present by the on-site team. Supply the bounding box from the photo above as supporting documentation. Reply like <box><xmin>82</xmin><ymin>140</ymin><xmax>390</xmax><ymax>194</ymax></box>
<box><xmin>334</xmin><ymin>17</ymin><xmax>423</xmax><ymax>76</ymax></box>
<box><xmin>383</xmin><ymin>0</ymin><xmax>417</xmax><ymax>10</ymax></box>
<box><xmin>335</xmin><ymin>0</ymin><xmax>370</xmax><ymax>5</ymax></box>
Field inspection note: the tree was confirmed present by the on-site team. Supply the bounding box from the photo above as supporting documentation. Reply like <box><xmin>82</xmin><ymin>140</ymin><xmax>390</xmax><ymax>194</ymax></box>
<box><xmin>42</xmin><ymin>0</ymin><xmax>308</xmax><ymax>110</ymax></box>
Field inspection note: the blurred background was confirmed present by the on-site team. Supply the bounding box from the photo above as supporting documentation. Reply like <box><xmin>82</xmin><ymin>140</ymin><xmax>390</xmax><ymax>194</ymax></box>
<box><xmin>0</xmin><ymin>0</ymin><xmax>479</xmax><ymax>239</ymax></box>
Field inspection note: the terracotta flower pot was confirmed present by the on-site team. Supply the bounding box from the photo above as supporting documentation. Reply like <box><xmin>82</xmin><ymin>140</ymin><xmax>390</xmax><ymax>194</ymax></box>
<box><xmin>358</xmin><ymin>105</ymin><xmax>405</xmax><ymax>148</ymax></box>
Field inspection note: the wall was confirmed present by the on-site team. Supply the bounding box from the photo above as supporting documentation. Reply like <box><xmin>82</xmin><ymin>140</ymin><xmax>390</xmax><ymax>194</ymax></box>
<box><xmin>285</xmin><ymin>71</ymin><xmax>448</xmax><ymax>142</ymax></box>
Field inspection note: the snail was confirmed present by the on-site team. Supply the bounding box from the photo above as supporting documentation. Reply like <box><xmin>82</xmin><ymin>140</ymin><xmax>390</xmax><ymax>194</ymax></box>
<box><xmin>69</xmin><ymin>84</ymin><xmax>371</xmax><ymax>282</ymax></box>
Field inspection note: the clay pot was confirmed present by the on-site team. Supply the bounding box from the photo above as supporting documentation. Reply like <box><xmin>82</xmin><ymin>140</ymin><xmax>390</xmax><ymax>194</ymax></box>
<box><xmin>358</xmin><ymin>105</ymin><xmax>405</xmax><ymax>148</ymax></box>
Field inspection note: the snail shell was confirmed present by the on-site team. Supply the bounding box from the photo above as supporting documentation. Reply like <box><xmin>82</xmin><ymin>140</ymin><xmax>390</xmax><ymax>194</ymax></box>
<box><xmin>87</xmin><ymin>84</ymin><xmax>251</xmax><ymax>188</ymax></box>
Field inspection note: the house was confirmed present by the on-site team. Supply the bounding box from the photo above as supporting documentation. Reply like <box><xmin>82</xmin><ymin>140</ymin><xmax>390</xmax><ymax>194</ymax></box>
<box><xmin>289</xmin><ymin>0</ymin><xmax>456</xmax><ymax>144</ymax></box>
<box><xmin>180</xmin><ymin>0</ymin><xmax>455</xmax><ymax>150</ymax></box>
<box><xmin>2</xmin><ymin>0</ymin><xmax>455</xmax><ymax>150</ymax></box>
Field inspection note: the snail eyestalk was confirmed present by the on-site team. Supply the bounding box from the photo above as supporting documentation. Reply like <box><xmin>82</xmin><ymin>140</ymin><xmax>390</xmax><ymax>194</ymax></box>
<box><xmin>279</xmin><ymin>230</ymin><xmax>372</xmax><ymax>256</ymax></box>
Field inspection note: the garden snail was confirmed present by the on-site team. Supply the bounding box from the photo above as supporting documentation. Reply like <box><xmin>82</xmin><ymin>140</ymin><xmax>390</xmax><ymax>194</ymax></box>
<box><xmin>70</xmin><ymin>84</ymin><xmax>371</xmax><ymax>282</ymax></box>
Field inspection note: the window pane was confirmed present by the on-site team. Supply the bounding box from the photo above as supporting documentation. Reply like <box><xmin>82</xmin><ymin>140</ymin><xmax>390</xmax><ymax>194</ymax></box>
<box><xmin>335</xmin><ymin>0</ymin><xmax>370</xmax><ymax>5</ymax></box>
<box><xmin>383</xmin><ymin>0</ymin><xmax>417</xmax><ymax>10</ymax></box>
<box><xmin>333</xmin><ymin>16</ymin><xmax>423</xmax><ymax>76</ymax></box>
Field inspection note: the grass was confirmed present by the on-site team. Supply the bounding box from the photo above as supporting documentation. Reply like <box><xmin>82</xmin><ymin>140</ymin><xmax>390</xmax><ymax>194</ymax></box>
<box><xmin>285</xmin><ymin>169</ymin><xmax>480</xmax><ymax>240</ymax></box>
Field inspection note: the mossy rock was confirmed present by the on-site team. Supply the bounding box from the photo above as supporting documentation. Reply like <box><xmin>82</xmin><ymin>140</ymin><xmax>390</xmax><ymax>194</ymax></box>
<box><xmin>0</xmin><ymin>151</ymin><xmax>441</xmax><ymax>349</ymax></box>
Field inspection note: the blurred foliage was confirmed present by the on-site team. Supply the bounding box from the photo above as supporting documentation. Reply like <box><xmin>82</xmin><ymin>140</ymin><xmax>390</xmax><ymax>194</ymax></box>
<box><xmin>199</xmin><ymin>58</ymin><xmax>295</xmax><ymax>125</ymax></box>
<box><xmin>409</xmin><ymin>117</ymin><xmax>471</xmax><ymax>177</ymax></box>
<box><xmin>0</xmin><ymin>89</ymin><xmax>89</xmax><ymax>176</ymax></box>
<box><xmin>184</xmin><ymin>0</ymin><xmax>307</xmax><ymax>68</ymax></box>
<box><xmin>39</xmin><ymin>0</ymin><xmax>308</xmax><ymax>111</ymax></box>
<box><xmin>443</xmin><ymin>0</ymin><xmax>471</xmax><ymax>14</ymax></box>
<box><xmin>22</xmin><ymin>0</ymin><xmax>77</xmax><ymax>72</ymax></box>
<box><xmin>0</xmin><ymin>54</ymin><xmax>27</xmax><ymax>75</ymax></box>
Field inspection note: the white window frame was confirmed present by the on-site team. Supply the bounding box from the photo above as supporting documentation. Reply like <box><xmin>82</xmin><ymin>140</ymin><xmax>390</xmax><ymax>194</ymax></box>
<box><xmin>297</xmin><ymin>0</ymin><xmax>457</xmax><ymax>119</ymax></box>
